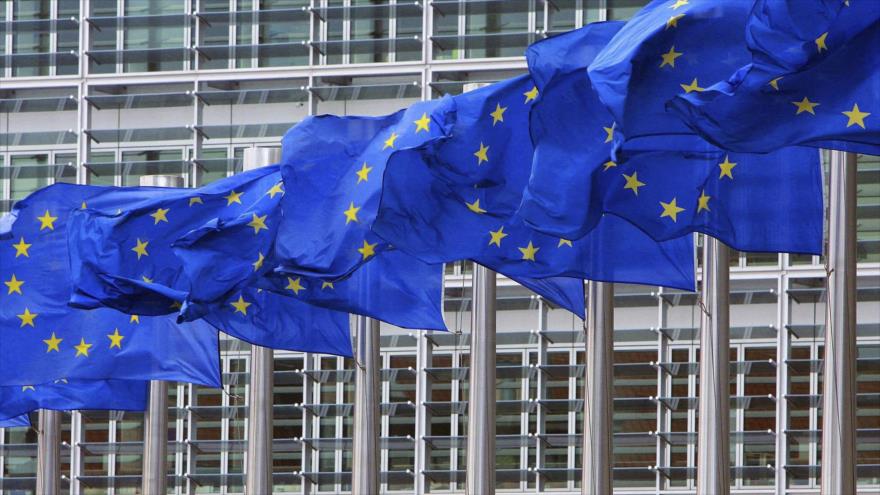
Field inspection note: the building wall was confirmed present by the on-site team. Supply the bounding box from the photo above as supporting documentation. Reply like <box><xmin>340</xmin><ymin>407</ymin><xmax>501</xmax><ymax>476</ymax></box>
<box><xmin>0</xmin><ymin>1</ymin><xmax>878</xmax><ymax>494</ymax></box>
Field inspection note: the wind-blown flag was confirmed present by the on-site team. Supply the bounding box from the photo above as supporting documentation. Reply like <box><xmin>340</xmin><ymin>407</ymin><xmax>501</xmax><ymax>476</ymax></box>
<box><xmin>66</xmin><ymin>170</ymin><xmax>354</xmax><ymax>356</ymax></box>
<box><xmin>373</xmin><ymin>74</ymin><xmax>696</xmax><ymax>292</ymax></box>
<box><xmin>0</xmin><ymin>415</ymin><xmax>29</xmax><ymax>428</ymax></box>
<box><xmin>587</xmin><ymin>0</ymin><xmax>755</xmax><ymax>147</ymax></box>
<box><xmin>0</xmin><ymin>184</ymin><xmax>221</xmax><ymax>387</ymax></box>
<box><xmin>0</xmin><ymin>379</ymin><xmax>148</xmax><ymax>421</ymax></box>
<box><xmin>517</xmin><ymin>22</ymin><xmax>824</xmax><ymax>255</ymax></box>
<box><xmin>668</xmin><ymin>0</ymin><xmax>879</xmax><ymax>154</ymax></box>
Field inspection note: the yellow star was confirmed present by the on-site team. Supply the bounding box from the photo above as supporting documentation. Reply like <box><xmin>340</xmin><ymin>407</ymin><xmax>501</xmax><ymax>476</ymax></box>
<box><xmin>842</xmin><ymin>103</ymin><xmax>870</xmax><ymax>129</ymax></box>
<box><xmin>358</xmin><ymin>239</ymin><xmax>378</xmax><ymax>260</ymax></box>
<box><xmin>558</xmin><ymin>238</ymin><xmax>573</xmax><ymax>248</ymax></box>
<box><xmin>224</xmin><ymin>190</ymin><xmax>243</xmax><ymax>206</ymax></box>
<box><xmin>170</xmin><ymin>300</ymin><xmax>182</xmax><ymax>310</ymax></box>
<box><xmin>252</xmin><ymin>252</ymin><xmax>265</xmax><ymax>271</ymax></box>
<box><xmin>12</xmin><ymin>237</ymin><xmax>31</xmax><ymax>258</ymax></box>
<box><xmin>660</xmin><ymin>197</ymin><xmax>685</xmax><ymax>222</ymax></box>
<box><xmin>4</xmin><ymin>274</ymin><xmax>24</xmax><ymax>295</ymax></box>
<box><xmin>321</xmin><ymin>281</ymin><xmax>335</xmax><ymax>290</ymax></box>
<box><xmin>247</xmin><ymin>213</ymin><xmax>268</xmax><ymax>234</ymax></box>
<box><xmin>141</xmin><ymin>275</ymin><xmax>153</xmax><ymax>283</ymax></box>
<box><xmin>107</xmin><ymin>328</ymin><xmax>124</xmax><ymax>349</ymax></box>
<box><xmin>680</xmin><ymin>78</ymin><xmax>705</xmax><ymax>93</ymax></box>
<box><xmin>149</xmin><ymin>207</ymin><xmax>169</xmax><ymax>224</ymax></box>
<box><xmin>81</xmin><ymin>201</ymin><xmax>87</xmax><ymax>209</ymax></box>
<box><xmin>189</xmin><ymin>196</ymin><xmax>203</xmax><ymax>206</ymax></box>
<box><xmin>21</xmin><ymin>385</ymin><xmax>35</xmax><ymax>392</ymax></box>
<box><xmin>523</xmin><ymin>86</ymin><xmax>539</xmax><ymax>103</ymax></box>
<box><xmin>602</xmin><ymin>160</ymin><xmax>617</xmax><ymax>171</ymax></box>
<box><xmin>383</xmin><ymin>132</ymin><xmax>399</xmax><ymax>150</ymax></box>
<box><xmin>343</xmin><ymin>202</ymin><xmax>361</xmax><ymax>224</ymax></box>
<box><xmin>356</xmin><ymin>162</ymin><xmax>373</xmax><ymax>183</ymax></box>
<box><xmin>518</xmin><ymin>241</ymin><xmax>540</xmax><ymax>261</ymax></box>
<box><xmin>132</xmin><ymin>238</ymin><xmax>149</xmax><ymax>259</ymax></box>
<box><xmin>230</xmin><ymin>295</ymin><xmax>252</xmax><ymax>316</ymax></box>
<box><xmin>267</xmin><ymin>182</ymin><xmax>285</xmax><ymax>198</ymax></box>
<box><xmin>669</xmin><ymin>0</ymin><xmax>688</xmax><ymax>9</ymax></box>
<box><xmin>660</xmin><ymin>46</ymin><xmax>683</xmax><ymax>68</ymax></box>
<box><xmin>768</xmin><ymin>77</ymin><xmax>782</xmax><ymax>90</ymax></box>
<box><xmin>37</xmin><ymin>210</ymin><xmax>58</xmax><ymax>231</ymax></box>
<box><xmin>17</xmin><ymin>308</ymin><xmax>37</xmax><ymax>328</ymax></box>
<box><xmin>666</xmin><ymin>13</ymin><xmax>685</xmax><ymax>29</ymax></box>
<box><xmin>474</xmin><ymin>142</ymin><xmax>489</xmax><ymax>165</ymax></box>
<box><xmin>488</xmin><ymin>226</ymin><xmax>508</xmax><ymax>247</ymax></box>
<box><xmin>74</xmin><ymin>338</ymin><xmax>93</xmax><ymax>357</ymax></box>
<box><xmin>286</xmin><ymin>277</ymin><xmax>305</xmax><ymax>295</ymax></box>
<box><xmin>490</xmin><ymin>103</ymin><xmax>507</xmax><ymax>125</ymax></box>
<box><xmin>130</xmin><ymin>315</ymin><xmax>140</xmax><ymax>324</ymax></box>
<box><xmin>815</xmin><ymin>32</ymin><xmax>828</xmax><ymax>52</ymax></box>
<box><xmin>43</xmin><ymin>332</ymin><xmax>62</xmax><ymax>353</ymax></box>
<box><xmin>697</xmin><ymin>190</ymin><xmax>711</xmax><ymax>213</ymax></box>
<box><xmin>465</xmin><ymin>198</ymin><xmax>487</xmax><ymax>214</ymax></box>
<box><xmin>623</xmin><ymin>172</ymin><xmax>646</xmax><ymax>195</ymax></box>
<box><xmin>414</xmin><ymin>113</ymin><xmax>431</xmax><ymax>133</ymax></box>
<box><xmin>603</xmin><ymin>123</ymin><xmax>615</xmax><ymax>143</ymax></box>
<box><xmin>792</xmin><ymin>96</ymin><xmax>820</xmax><ymax>115</ymax></box>
<box><xmin>718</xmin><ymin>155</ymin><xmax>737</xmax><ymax>179</ymax></box>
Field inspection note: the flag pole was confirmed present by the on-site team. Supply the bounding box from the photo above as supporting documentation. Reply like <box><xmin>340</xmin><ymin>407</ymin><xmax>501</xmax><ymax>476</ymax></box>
<box><xmin>821</xmin><ymin>150</ymin><xmax>858</xmax><ymax>495</ymax></box>
<box><xmin>36</xmin><ymin>409</ymin><xmax>61</xmax><ymax>495</ymax></box>
<box><xmin>352</xmin><ymin>315</ymin><xmax>381</xmax><ymax>494</ymax></box>
<box><xmin>242</xmin><ymin>146</ymin><xmax>281</xmax><ymax>495</ymax></box>
<box><xmin>582</xmin><ymin>281</ymin><xmax>614</xmax><ymax>494</ymax></box>
<box><xmin>696</xmin><ymin>236</ymin><xmax>730</xmax><ymax>494</ymax></box>
<box><xmin>139</xmin><ymin>174</ymin><xmax>186</xmax><ymax>495</ymax></box>
<box><xmin>461</xmin><ymin>81</ymin><xmax>497</xmax><ymax>495</ymax></box>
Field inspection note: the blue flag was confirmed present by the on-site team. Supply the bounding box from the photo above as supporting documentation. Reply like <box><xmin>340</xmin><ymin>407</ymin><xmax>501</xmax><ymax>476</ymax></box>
<box><xmin>0</xmin><ymin>184</ymin><xmax>221</xmax><ymax>387</ymax></box>
<box><xmin>373</xmin><ymin>74</ymin><xmax>697</xmax><ymax>294</ymax></box>
<box><xmin>0</xmin><ymin>414</ymin><xmax>30</xmax><ymax>428</ymax></box>
<box><xmin>517</xmin><ymin>22</ymin><xmax>825</xmax><ymax>255</ymax></box>
<box><xmin>668</xmin><ymin>0</ymin><xmax>880</xmax><ymax>154</ymax></box>
<box><xmin>273</xmin><ymin>98</ymin><xmax>456</xmax><ymax>279</ymax></box>
<box><xmin>0</xmin><ymin>379</ymin><xmax>148</xmax><ymax>422</ymax></box>
<box><xmin>66</xmin><ymin>169</ymin><xmax>354</xmax><ymax>356</ymax></box>
<box><xmin>173</xmin><ymin>177</ymin><xmax>447</xmax><ymax>331</ymax></box>
<box><xmin>587</xmin><ymin>0</ymin><xmax>755</xmax><ymax>147</ymax></box>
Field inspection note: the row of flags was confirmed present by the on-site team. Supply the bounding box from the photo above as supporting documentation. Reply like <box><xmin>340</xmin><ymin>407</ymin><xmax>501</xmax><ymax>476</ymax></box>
<box><xmin>1</xmin><ymin>0</ymin><xmax>875</xmax><ymax>426</ymax></box>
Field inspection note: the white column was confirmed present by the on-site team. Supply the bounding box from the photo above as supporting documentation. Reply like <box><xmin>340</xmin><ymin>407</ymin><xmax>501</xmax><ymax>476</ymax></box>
<box><xmin>36</xmin><ymin>410</ymin><xmax>61</xmax><ymax>495</ymax></box>
<box><xmin>582</xmin><ymin>281</ymin><xmax>613</xmax><ymax>494</ymax></box>
<box><xmin>352</xmin><ymin>316</ymin><xmax>381</xmax><ymax>494</ymax></box>
<box><xmin>466</xmin><ymin>264</ymin><xmax>497</xmax><ymax>494</ymax></box>
<box><xmin>821</xmin><ymin>151</ymin><xmax>858</xmax><ymax>495</ymax></box>
<box><xmin>696</xmin><ymin>237</ymin><xmax>730</xmax><ymax>494</ymax></box>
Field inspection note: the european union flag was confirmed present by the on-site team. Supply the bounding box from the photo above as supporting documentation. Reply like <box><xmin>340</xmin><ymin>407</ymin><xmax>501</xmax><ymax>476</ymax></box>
<box><xmin>173</xmin><ymin>177</ymin><xmax>447</xmax><ymax>331</ymax></box>
<box><xmin>517</xmin><ymin>22</ymin><xmax>825</xmax><ymax>255</ymax></box>
<box><xmin>669</xmin><ymin>0</ymin><xmax>879</xmax><ymax>154</ymax></box>
<box><xmin>0</xmin><ymin>184</ymin><xmax>221</xmax><ymax>387</ymax></box>
<box><xmin>0</xmin><ymin>379</ymin><xmax>148</xmax><ymax>422</ymax></box>
<box><xmin>373</xmin><ymin>74</ymin><xmax>697</xmax><ymax>292</ymax></box>
<box><xmin>68</xmin><ymin>166</ymin><xmax>280</xmax><ymax>315</ymax></box>
<box><xmin>66</xmin><ymin>169</ymin><xmax>354</xmax><ymax>356</ymax></box>
<box><xmin>588</xmin><ymin>0</ymin><xmax>754</xmax><ymax>147</ymax></box>
<box><xmin>0</xmin><ymin>414</ymin><xmax>29</xmax><ymax>428</ymax></box>
<box><xmin>273</xmin><ymin>98</ymin><xmax>455</xmax><ymax>279</ymax></box>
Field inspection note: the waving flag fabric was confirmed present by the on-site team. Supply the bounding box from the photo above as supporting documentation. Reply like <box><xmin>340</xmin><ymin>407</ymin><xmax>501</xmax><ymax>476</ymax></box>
<box><xmin>0</xmin><ymin>184</ymin><xmax>221</xmax><ymax>387</ymax></box>
<box><xmin>374</xmin><ymin>74</ymin><xmax>697</xmax><ymax>293</ymax></box>
<box><xmin>669</xmin><ymin>0</ymin><xmax>879</xmax><ymax>154</ymax></box>
<box><xmin>0</xmin><ymin>415</ymin><xmax>30</xmax><ymax>428</ymax></box>
<box><xmin>274</xmin><ymin>98</ymin><xmax>456</xmax><ymax>279</ymax></box>
<box><xmin>0</xmin><ymin>379</ymin><xmax>148</xmax><ymax>421</ymax></box>
<box><xmin>517</xmin><ymin>22</ymin><xmax>824</xmax><ymax>255</ymax></box>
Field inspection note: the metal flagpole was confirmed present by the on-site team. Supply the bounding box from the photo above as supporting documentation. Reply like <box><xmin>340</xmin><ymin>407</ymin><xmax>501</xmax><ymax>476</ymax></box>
<box><xmin>461</xmin><ymin>81</ymin><xmax>497</xmax><ymax>495</ymax></box>
<box><xmin>242</xmin><ymin>147</ymin><xmax>281</xmax><ymax>494</ymax></box>
<box><xmin>821</xmin><ymin>150</ymin><xmax>858</xmax><ymax>495</ymax></box>
<box><xmin>696</xmin><ymin>236</ymin><xmax>730</xmax><ymax>494</ymax></box>
<box><xmin>36</xmin><ymin>410</ymin><xmax>61</xmax><ymax>495</ymax></box>
<box><xmin>582</xmin><ymin>281</ymin><xmax>613</xmax><ymax>494</ymax></box>
<box><xmin>352</xmin><ymin>315</ymin><xmax>381</xmax><ymax>494</ymax></box>
<box><xmin>139</xmin><ymin>174</ymin><xmax>185</xmax><ymax>495</ymax></box>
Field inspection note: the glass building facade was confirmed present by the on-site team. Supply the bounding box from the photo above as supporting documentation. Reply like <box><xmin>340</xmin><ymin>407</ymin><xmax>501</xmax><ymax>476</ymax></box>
<box><xmin>0</xmin><ymin>1</ymin><xmax>878</xmax><ymax>494</ymax></box>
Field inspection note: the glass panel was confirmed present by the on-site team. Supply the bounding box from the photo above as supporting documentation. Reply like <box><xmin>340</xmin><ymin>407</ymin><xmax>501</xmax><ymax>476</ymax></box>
<box><xmin>10</xmin><ymin>154</ymin><xmax>50</xmax><ymax>202</ymax></box>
